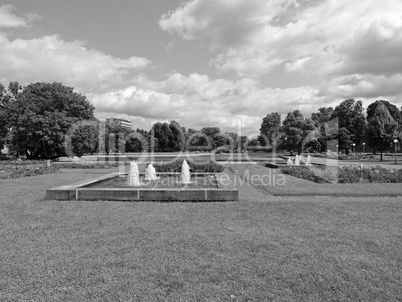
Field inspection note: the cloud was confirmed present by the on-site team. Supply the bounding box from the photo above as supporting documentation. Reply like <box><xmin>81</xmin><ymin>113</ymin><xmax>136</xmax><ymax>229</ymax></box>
<box><xmin>0</xmin><ymin>33</ymin><xmax>151</xmax><ymax>93</ymax></box>
<box><xmin>0</xmin><ymin>5</ymin><xmax>28</xmax><ymax>28</ymax></box>
<box><xmin>89</xmin><ymin>72</ymin><xmax>323</xmax><ymax>135</ymax></box>
<box><xmin>159</xmin><ymin>0</ymin><xmax>402</xmax><ymax>87</ymax></box>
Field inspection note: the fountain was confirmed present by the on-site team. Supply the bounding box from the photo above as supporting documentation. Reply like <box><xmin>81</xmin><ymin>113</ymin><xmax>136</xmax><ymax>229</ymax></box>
<box><xmin>294</xmin><ymin>155</ymin><xmax>300</xmax><ymax>166</ymax></box>
<box><xmin>144</xmin><ymin>163</ymin><xmax>158</xmax><ymax>181</ymax></box>
<box><xmin>127</xmin><ymin>161</ymin><xmax>140</xmax><ymax>186</ymax></box>
<box><xmin>46</xmin><ymin>159</ymin><xmax>238</xmax><ymax>201</ymax></box>
<box><xmin>181</xmin><ymin>159</ymin><xmax>191</xmax><ymax>184</ymax></box>
<box><xmin>306</xmin><ymin>155</ymin><xmax>312</xmax><ymax>166</ymax></box>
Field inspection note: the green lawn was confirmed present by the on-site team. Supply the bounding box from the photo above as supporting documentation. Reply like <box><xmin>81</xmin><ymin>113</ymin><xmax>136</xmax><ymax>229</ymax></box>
<box><xmin>0</xmin><ymin>167</ymin><xmax>401</xmax><ymax>301</ymax></box>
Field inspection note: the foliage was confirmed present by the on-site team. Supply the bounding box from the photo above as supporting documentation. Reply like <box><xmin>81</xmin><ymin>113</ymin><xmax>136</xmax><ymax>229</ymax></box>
<box><xmin>71</xmin><ymin>123</ymin><xmax>99</xmax><ymax>157</ymax></box>
<box><xmin>56</xmin><ymin>163</ymin><xmax>118</xmax><ymax>169</ymax></box>
<box><xmin>103</xmin><ymin>119</ymin><xmax>131</xmax><ymax>154</ymax></box>
<box><xmin>151</xmin><ymin>121</ymin><xmax>184</xmax><ymax>152</ymax></box>
<box><xmin>280</xmin><ymin>165</ymin><xmax>331</xmax><ymax>183</ymax></box>
<box><xmin>6</xmin><ymin>82</ymin><xmax>95</xmax><ymax>159</ymax></box>
<box><xmin>331</xmin><ymin>99</ymin><xmax>366</xmax><ymax>153</ymax></box>
<box><xmin>153</xmin><ymin>159</ymin><xmax>224</xmax><ymax>173</ymax></box>
<box><xmin>281</xmin><ymin>110</ymin><xmax>317</xmax><ymax>154</ymax></box>
<box><xmin>0</xmin><ymin>164</ymin><xmax>59</xmax><ymax>179</ymax></box>
<box><xmin>214</xmin><ymin>146</ymin><xmax>231</xmax><ymax>154</ymax></box>
<box><xmin>281</xmin><ymin>164</ymin><xmax>402</xmax><ymax>183</ymax></box>
<box><xmin>311</xmin><ymin>152</ymin><xmax>365</xmax><ymax>160</ymax></box>
<box><xmin>125</xmin><ymin>135</ymin><xmax>144</xmax><ymax>152</ymax></box>
<box><xmin>0</xmin><ymin>82</ymin><xmax>21</xmax><ymax>150</ymax></box>
<box><xmin>0</xmin><ymin>159</ymin><xmax>49</xmax><ymax>165</ymax></box>
<box><xmin>259</xmin><ymin>112</ymin><xmax>281</xmax><ymax>150</ymax></box>
<box><xmin>365</xmin><ymin>102</ymin><xmax>399</xmax><ymax>161</ymax></box>
<box><xmin>367</xmin><ymin>100</ymin><xmax>401</xmax><ymax>125</ymax></box>
<box><xmin>310</xmin><ymin>107</ymin><xmax>337</xmax><ymax>152</ymax></box>
<box><xmin>168</xmin><ymin>121</ymin><xmax>183</xmax><ymax>151</ymax></box>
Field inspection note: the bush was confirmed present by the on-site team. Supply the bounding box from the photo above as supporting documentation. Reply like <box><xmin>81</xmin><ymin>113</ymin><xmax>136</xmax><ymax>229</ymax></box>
<box><xmin>311</xmin><ymin>153</ymin><xmax>365</xmax><ymax>160</ymax></box>
<box><xmin>153</xmin><ymin>159</ymin><xmax>224</xmax><ymax>173</ymax></box>
<box><xmin>56</xmin><ymin>163</ymin><xmax>119</xmax><ymax>169</ymax></box>
<box><xmin>280</xmin><ymin>164</ymin><xmax>402</xmax><ymax>183</ymax></box>
<box><xmin>339</xmin><ymin>165</ymin><xmax>402</xmax><ymax>183</ymax></box>
<box><xmin>214</xmin><ymin>147</ymin><xmax>231</xmax><ymax>154</ymax></box>
<box><xmin>0</xmin><ymin>159</ymin><xmax>47</xmax><ymax>165</ymax></box>
<box><xmin>280</xmin><ymin>166</ymin><xmax>331</xmax><ymax>183</ymax></box>
<box><xmin>0</xmin><ymin>165</ymin><xmax>59</xmax><ymax>179</ymax></box>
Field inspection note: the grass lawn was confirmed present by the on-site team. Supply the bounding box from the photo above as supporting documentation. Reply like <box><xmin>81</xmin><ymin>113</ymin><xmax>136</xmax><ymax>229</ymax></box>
<box><xmin>0</xmin><ymin>168</ymin><xmax>401</xmax><ymax>301</ymax></box>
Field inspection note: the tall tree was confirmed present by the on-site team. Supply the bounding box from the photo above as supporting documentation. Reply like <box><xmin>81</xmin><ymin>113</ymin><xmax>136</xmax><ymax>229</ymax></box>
<box><xmin>168</xmin><ymin>121</ymin><xmax>183</xmax><ymax>152</ymax></box>
<box><xmin>366</xmin><ymin>102</ymin><xmax>399</xmax><ymax>161</ymax></box>
<box><xmin>7</xmin><ymin>82</ymin><xmax>95</xmax><ymax>159</ymax></box>
<box><xmin>281</xmin><ymin>110</ymin><xmax>316</xmax><ymax>154</ymax></box>
<box><xmin>311</xmin><ymin>107</ymin><xmax>335</xmax><ymax>152</ymax></box>
<box><xmin>0</xmin><ymin>82</ymin><xmax>22</xmax><ymax>151</ymax></box>
<box><xmin>259</xmin><ymin>112</ymin><xmax>281</xmax><ymax>152</ymax></box>
<box><xmin>331</xmin><ymin>99</ymin><xmax>366</xmax><ymax>153</ymax></box>
<box><xmin>367</xmin><ymin>100</ymin><xmax>401</xmax><ymax>127</ymax></box>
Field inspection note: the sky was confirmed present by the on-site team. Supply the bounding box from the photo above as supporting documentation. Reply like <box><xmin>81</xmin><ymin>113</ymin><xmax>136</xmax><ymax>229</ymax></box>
<box><xmin>0</xmin><ymin>0</ymin><xmax>402</xmax><ymax>136</ymax></box>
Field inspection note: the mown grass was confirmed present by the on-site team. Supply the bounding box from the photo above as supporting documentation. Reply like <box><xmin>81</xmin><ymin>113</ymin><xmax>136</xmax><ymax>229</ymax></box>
<box><xmin>0</xmin><ymin>168</ymin><xmax>401</xmax><ymax>301</ymax></box>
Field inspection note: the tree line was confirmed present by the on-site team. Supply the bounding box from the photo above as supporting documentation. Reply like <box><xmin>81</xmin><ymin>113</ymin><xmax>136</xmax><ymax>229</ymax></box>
<box><xmin>259</xmin><ymin>99</ymin><xmax>402</xmax><ymax>161</ymax></box>
<box><xmin>0</xmin><ymin>81</ymin><xmax>248</xmax><ymax>159</ymax></box>
<box><xmin>1</xmin><ymin>81</ymin><xmax>401</xmax><ymax>160</ymax></box>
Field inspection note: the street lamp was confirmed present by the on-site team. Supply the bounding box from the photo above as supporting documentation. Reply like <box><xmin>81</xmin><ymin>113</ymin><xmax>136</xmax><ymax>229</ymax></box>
<box><xmin>352</xmin><ymin>143</ymin><xmax>356</xmax><ymax>155</ymax></box>
<box><xmin>393</xmin><ymin>139</ymin><xmax>398</xmax><ymax>164</ymax></box>
<box><xmin>336</xmin><ymin>144</ymin><xmax>338</xmax><ymax>154</ymax></box>
<box><xmin>362</xmin><ymin>142</ymin><xmax>365</xmax><ymax>154</ymax></box>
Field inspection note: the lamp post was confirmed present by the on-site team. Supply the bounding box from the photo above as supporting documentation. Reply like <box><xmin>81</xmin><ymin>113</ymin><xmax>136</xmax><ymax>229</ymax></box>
<box><xmin>352</xmin><ymin>143</ymin><xmax>356</xmax><ymax>155</ymax></box>
<box><xmin>362</xmin><ymin>142</ymin><xmax>365</xmax><ymax>154</ymax></box>
<box><xmin>336</xmin><ymin>144</ymin><xmax>338</xmax><ymax>154</ymax></box>
<box><xmin>393</xmin><ymin>139</ymin><xmax>398</xmax><ymax>164</ymax></box>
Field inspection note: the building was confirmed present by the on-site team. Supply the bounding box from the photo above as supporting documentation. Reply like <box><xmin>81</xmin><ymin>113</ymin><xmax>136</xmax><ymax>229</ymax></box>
<box><xmin>106</xmin><ymin>118</ymin><xmax>132</xmax><ymax>131</ymax></box>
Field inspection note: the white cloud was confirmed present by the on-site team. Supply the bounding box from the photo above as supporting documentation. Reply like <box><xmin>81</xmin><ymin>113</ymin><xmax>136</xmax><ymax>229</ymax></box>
<box><xmin>159</xmin><ymin>0</ymin><xmax>402</xmax><ymax>93</ymax></box>
<box><xmin>89</xmin><ymin>72</ymin><xmax>323</xmax><ymax>135</ymax></box>
<box><xmin>0</xmin><ymin>5</ymin><xmax>28</xmax><ymax>28</ymax></box>
<box><xmin>0</xmin><ymin>34</ymin><xmax>150</xmax><ymax>93</ymax></box>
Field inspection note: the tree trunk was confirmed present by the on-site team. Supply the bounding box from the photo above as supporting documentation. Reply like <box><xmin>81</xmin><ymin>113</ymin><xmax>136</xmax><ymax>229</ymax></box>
<box><xmin>380</xmin><ymin>151</ymin><xmax>383</xmax><ymax>161</ymax></box>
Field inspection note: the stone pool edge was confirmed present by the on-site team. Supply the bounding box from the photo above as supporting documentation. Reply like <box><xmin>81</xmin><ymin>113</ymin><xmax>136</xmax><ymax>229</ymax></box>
<box><xmin>46</xmin><ymin>172</ymin><xmax>239</xmax><ymax>201</ymax></box>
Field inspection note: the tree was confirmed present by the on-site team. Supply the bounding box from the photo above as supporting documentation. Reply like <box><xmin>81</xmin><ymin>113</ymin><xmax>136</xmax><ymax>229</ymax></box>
<box><xmin>185</xmin><ymin>129</ymin><xmax>211</xmax><ymax>151</ymax></box>
<box><xmin>125</xmin><ymin>131</ymin><xmax>148</xmax><ymax>152</ymax></box>
<box><xmin>0</xmin><ymin>82</ymin><xmax>22</xmax><ymax>151</ymax></box>
<box><xmin>259</xmin><ymin>112</ymin><xmax>281</xmax><ymax>152</ymax></box>
<box><xmin>281</xmin><ymin>110</ymin><xmax>316</xmax><ymax>154</ymax></box>
<box><xmin>104</xmin><ymin>119</ymin><xmax>131</xmax><ymax>154</ymax></box>
<box><xmin>71</xmin><ymin>123</ymin><xmax>99</xmax><ymax>157</ymax></box>
<box><xmin>7</xmin><ymin>82</ymin><xmax>95</xmax><ymax>159</ymax></box>
<box><xmin>366</xmin><ymin>102</ymin><xmax>399</xmax><ymax>161</ymax></box>
<box><xmin>331</xmin><ymin>99</ymin><xmax>366</xmax><ymax>153</ymax></box>
<box><xmin>367</xmin><ymin>100</ymin><xmax>401</xmax><ymax>127</ymax></box>
<box><xmin>310</xmin><ymin>107</ymin><xmax>335</xmax><ymax>152</ymax></box>
<box><xmin>201</xmin><ymin>127</ymin><xmax>221</xmax><ymax>150</ymax></box>
<box><xmin>168</xmin><ymin>121</ymin><xmax>183</xmax><ymax>152</ymax></box>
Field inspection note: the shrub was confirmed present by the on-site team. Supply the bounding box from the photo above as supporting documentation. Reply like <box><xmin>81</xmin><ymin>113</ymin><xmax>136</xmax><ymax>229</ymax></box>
<box><xmin>281</xmin><ymin>164</ymin><xmax>402</xmax><ymax>183</ymax></box>
<box><xmin>280</xmin><ymin>166</ymin><xmax>331</xmax><ymax>183</ymax></box>
<box><xmin>0</xmin><ymin>165</ymin><xmax>59</xmax><ymax>179</ymax></box>
<box><xmin>56</xmin><ymin>163</ymin><xmax>119</xmax><ymax>169</ymax></box>
<box><xmin>214</xmin><ymin>147</ymin><xmax>231</xmax><ymax>154</ymax></box>
<box><xmin>153</xmin><ymin>159</ymin><xmax>224</xmax><ymax>173</ymax></box>
<box><xmin>311</xmin><ymin>153</ymin><xmax>365</xmax><ymax>160</ymax></box>
<box><xmin>0</xmin><ymin>159</ymin><xmax>47</xmax><ymax>165</ymax></box>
